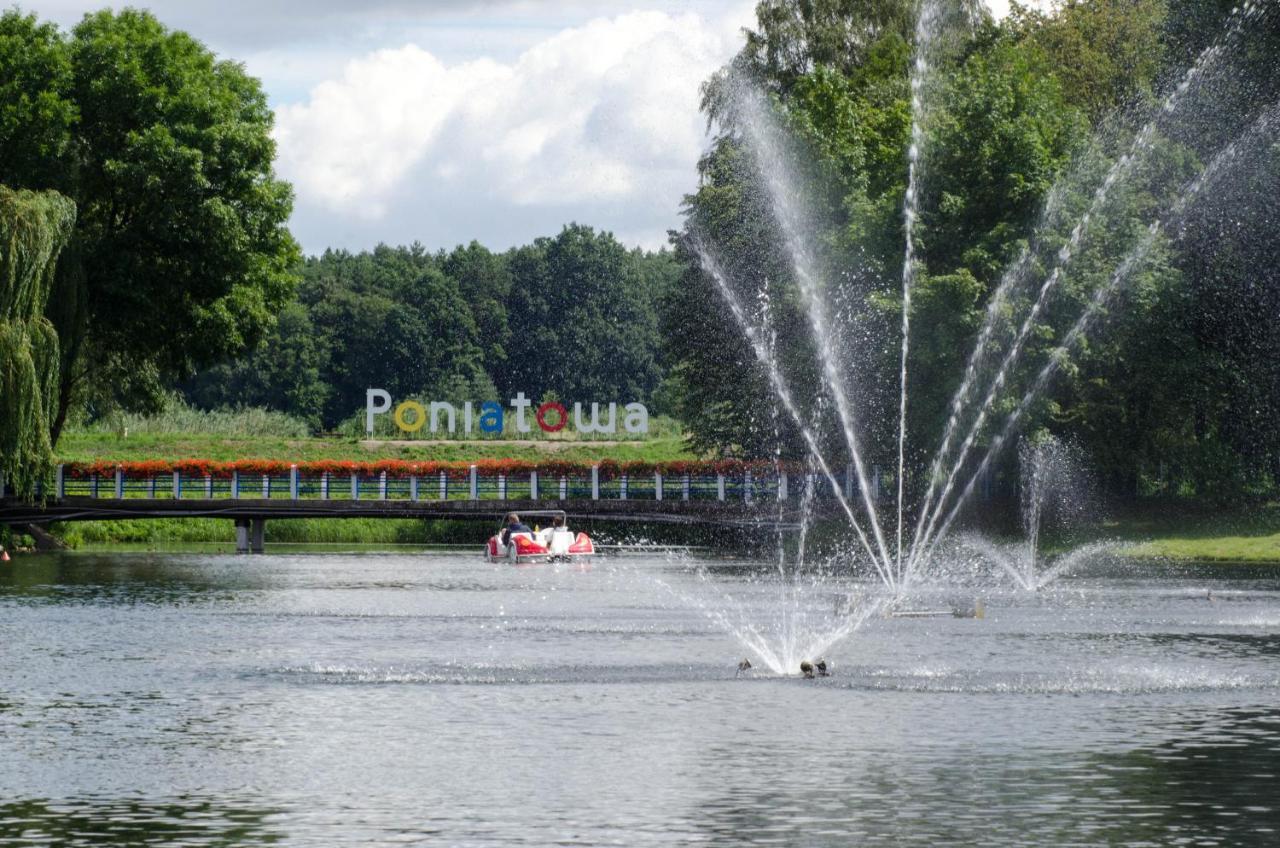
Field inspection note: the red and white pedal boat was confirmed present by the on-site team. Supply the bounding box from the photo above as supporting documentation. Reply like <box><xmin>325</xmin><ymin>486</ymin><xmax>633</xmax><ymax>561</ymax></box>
<box><xmin>485</xmin><ymin>511</ymin><xmax>595</xmax><ymax>564</ymax></box>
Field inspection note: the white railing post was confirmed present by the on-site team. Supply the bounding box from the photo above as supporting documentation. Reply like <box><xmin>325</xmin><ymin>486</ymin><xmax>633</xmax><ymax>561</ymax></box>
<box><xmin>655</xmin><ymin>472</ymin><xmax>663</xmax><ymax>501</ymax></box>
<box><xmin>559</xmin><ymin>476</ymin><xmax>567</xmax><ymax>499</ymax></box>
<box><xmin>439</xmin><ymin>471</ymin><xmax>447</xmax><ymax>500</ymax></box>
<box><xmin>205</xmin><ymin>474</ymin><xmax>213</xmax><ymax>499</ymax></box>
<box><xmin>231</xmin><ymin>470</ymin><xmax>239</xmax><ymax>499</ymax></box>
<box><xmin>530</xmin><ymin>471</ymin><xmax>538</xmax><ymax>501</ymax></box>
<box><xmin>778</xmin><ymin>472</ymin><xmax>788</xmax><ymax>502</ymax></box>
<box><xmin>172</xmin><ymin>470</ymin><xmax>181</xmax><ymax>499</ymax></box>
<box><xmin>290</xmin><ymin>465</ymin><xmax>299</xmax><ymax>500</ymax></box>
<box><xmin>90</xmin><ymin>473</ymin><xmax>99</xmax><ymax>498</ymax></box>
<box><xmin>620</xmin><ymin>474</ymin><xmax>628</xmax><ymax>500</ymax></box>
<box><xmin>744</xmin><ymin>469</ymin><xmax>753</xmax><ymax>504</ymax></box>
<box><xmin>351</xmin><ymin>473</ymin><xmax>359</xmax><ymax>501</ymax></box>
<box><xmin>262</xmin><ymin>473</ymin><xmax>270</xmax><ymax>499</ymax></box>
<box><xmin>321</xmin><ymin>471</ymin><xmax>329</xmax><ymax>500</ymax></box>
<box><xmin>379</xmin><ymin>471</ymin><xmax>387</xmax><ymax>500</ymax></box>
<box><xmin>682</xmin><ymin>474</ymin><xmax>690</xmax><ymax>501</ymax></box>
<box><xmin>114</xmin><ymin>466</ymin><xmax>124</xmax><ymax>500</ymax></box>
<box><xmin>716</xmin><ymin>474</ymin><xmax>725</xmax><ymax>502</ymax></box>
<box><xmin>410</xmin><ymin>474</ymin><xmax>419</xmax><ymax>502</ymax></box>
<box><xmin>469</xmin><ymin>465</ymin><xmax>478</xmax><ymax>501</ymax></box>
<box><xmin>497</xmin><ymin>473</ymin><xmax>506</xmax><ymax>500</ymax></box>
<box><xmin>591</xmin><ymin>466</ymin><xmax>600</xmax><ymax>500</ymax></box>
<box><xmin>56</xmin><ymin>465</ymin><xmax>65</xmax><ymax>499</ymax></box>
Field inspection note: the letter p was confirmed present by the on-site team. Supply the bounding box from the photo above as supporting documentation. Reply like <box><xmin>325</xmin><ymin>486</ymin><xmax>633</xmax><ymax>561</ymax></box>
<box><xmin>366</xmin><ymin>388</ymin><xmax>392</xmax><ymax>435</ymax></box>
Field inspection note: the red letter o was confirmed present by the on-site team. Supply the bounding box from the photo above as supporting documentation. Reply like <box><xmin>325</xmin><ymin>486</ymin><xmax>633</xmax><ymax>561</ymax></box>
<box><xmin>536</xmin><ymin>401</ymin><xmax>568</xmax><ymax>432</ymax></box>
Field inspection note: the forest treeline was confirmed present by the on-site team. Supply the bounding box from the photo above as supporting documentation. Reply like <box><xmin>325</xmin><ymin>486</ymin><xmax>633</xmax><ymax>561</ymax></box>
<box><xmin>2</xmin><ymin>0</ymin><xmax>1279</xmax><ymax>501</ymax></box>
<box><xmin>185</xmin><ymin>228</ymin><xmax>680</xmax><ymax>431</ymax></box>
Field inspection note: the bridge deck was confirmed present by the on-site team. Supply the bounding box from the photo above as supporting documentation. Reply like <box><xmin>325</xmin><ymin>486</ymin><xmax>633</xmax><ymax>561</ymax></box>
<box><xmin>0</xmin><ymin>463</ymin><xmax>856</xmax><ymax>534</ymax></box>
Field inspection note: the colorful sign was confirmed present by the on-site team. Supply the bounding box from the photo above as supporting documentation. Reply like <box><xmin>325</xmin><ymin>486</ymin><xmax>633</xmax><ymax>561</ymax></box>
<box><xmin>366</xmin><ymin>390</ymin><xmax>649</xmax><ymax>436</ymax></box>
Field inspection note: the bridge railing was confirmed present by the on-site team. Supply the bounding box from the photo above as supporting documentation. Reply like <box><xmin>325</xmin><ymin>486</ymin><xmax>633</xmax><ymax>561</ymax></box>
<box><xmin>27</xmin><ymin>460</ymin><xmax>880</xmax><ymax>506</ymax></box>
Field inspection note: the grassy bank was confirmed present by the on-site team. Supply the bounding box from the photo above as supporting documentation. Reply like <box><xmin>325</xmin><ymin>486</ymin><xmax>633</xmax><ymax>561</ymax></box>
<box><xmin>55</xmin><ymin>431</ymin><xmax>694</xmax><ymax>465</ymax></box>
<box><xmin>51</xmin><ymin>517</ymin><xmax>497</xmax><ymax>548</ymax></box>
<box><xmin>36</xmin><ymin>505</ymin><xmax>1280</xmax><ymax>561</ymax></box>
<box><xmin>1103</xmin><ymin>502</ymin><xmax>1280</xmax><ymax>562</ymax></box>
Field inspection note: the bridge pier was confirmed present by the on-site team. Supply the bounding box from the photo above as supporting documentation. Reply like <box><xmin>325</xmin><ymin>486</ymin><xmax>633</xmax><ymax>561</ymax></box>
<box><xmin>235</xmin><ymin>518</ymin><xmax>266</xmax><ymax>554</ymax></box>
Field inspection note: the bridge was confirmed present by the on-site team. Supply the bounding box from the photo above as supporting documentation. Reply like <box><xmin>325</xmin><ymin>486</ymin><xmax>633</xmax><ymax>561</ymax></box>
<box><xmin>1</xmin><ymin>461</ymin><xmax>864</xmax><ymax>552</ymax></box>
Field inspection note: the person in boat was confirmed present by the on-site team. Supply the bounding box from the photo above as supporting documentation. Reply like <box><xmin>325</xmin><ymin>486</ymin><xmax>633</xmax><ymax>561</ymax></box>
<box><xmin>536</xmin><ymin>514</ymin><xmax>567</xmax><ymax>547</ymax></box>
<box><xmin>501</xmin><ymin>512</ymin><xmax>532</xmax><ymax>546</ymax></box>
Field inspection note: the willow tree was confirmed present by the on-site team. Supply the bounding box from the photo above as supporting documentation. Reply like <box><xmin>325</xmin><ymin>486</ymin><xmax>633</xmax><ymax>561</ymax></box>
<box><xmin>0</xmin><ymin>186</ymin><xmax>75</xmax><ymax>498</ymax></box>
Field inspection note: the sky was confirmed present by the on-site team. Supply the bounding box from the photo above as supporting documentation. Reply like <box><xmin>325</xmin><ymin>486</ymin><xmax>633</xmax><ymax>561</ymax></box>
<box><xmin>22</xmin><ymin>1</ymin><xmax>1022</xmax><ymax>255</ymax></box>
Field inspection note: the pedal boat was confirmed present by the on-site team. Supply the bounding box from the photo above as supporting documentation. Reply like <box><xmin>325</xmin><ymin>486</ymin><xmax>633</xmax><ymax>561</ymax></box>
<box><xmin>485</xmin><ymin>511</ymin><xmax>595</xmax><ymax>564</ymax></box>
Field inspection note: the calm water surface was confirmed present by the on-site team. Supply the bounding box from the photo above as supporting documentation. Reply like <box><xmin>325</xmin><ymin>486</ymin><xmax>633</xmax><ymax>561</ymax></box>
<box><xmin>2</xmin><ymin>551</ymin><xmax>1279</xmax><ymax>845</ymax></box>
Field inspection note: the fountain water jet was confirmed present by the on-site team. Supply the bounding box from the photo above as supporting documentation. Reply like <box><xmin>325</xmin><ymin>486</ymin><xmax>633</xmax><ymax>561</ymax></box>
<box><xmin>907</xmin><ymin>0</ymin><xmax>1275</xmax><ymax>573</ymax></box>
<box><xmin>734</xmin><ymin>90</ymin><xmax>895</xmax><ymax>578</ymax></box>
<box><xmin>692</xmin><ymin>242</ymin><xmax>897</xmax><ymax>590</ymax></box>
<box><xmin>918</xmin><ymin>97</ymin><xmax>1280</xmax><ymax>565</ymax></box>
<box><xmin>682</xmin><ymin>0</ymin><xmax>1278</xmax><ymax>671</ymax></box>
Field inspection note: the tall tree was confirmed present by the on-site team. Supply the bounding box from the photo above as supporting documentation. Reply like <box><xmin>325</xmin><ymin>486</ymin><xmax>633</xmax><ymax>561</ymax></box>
<box><xmin>441</xmin><ymin>241</ymin><xmax>512</xmax><ymax>380</ymax></box>
<box><xmin>503</xmin><ymin>224</ymin><xmax>669</xmax><ymax>405</ymax></box>
<box><xmin>298</xmin><ymin>246</ymin><xmax>491</xmax><ymax>427</ymax></box>
<box><xmin>0</xmin><ymin>186</ymin><xmax>75</xmax><ymax>497</ymax></box>
<box><xmin>0</xmin><ymin>8</ymin><xmax>299</xmax><ymax>442</ymax></box>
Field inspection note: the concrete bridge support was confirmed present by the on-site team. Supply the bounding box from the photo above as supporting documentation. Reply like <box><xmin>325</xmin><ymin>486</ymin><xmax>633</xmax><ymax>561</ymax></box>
<box><xmin>235</xmin><ymin>518</ymin><xmax>266</xmax><ymax>554</ymax></box>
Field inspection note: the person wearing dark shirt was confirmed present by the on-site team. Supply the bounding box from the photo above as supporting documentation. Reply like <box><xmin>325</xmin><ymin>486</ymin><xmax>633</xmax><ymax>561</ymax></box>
<box><xmin>501</xmin><ymin>512</ymin><xmax>532</xmax><ymax>546</ymax></box>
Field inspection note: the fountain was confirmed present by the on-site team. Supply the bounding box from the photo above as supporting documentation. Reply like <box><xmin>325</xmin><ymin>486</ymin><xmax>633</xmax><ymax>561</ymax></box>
<box><xmin>959</xmin><ymin>435</ymin><xmax>1107</xmax><ymax>592</ymax></box>
<box><xmin>680</xmin><ymin>0</ymin><xmax>1279</xmax><ymax>674</ymax></box>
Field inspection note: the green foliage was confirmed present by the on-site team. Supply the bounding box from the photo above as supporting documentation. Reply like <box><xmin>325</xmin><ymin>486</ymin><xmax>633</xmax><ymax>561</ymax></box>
<box><xmin>185</xmin><ymin>302</ymin><xmax>329</xmax><ymax>427</ymax></box>
<box><xmin>504</xmin><ymin>224</ymin><xmax>673</xmax><ymax>404</ymax></box>
<box><xmin>0</xmin><ymin>11</ymin><xmax>76</xmax><ymax>191</ymax></box>
<box><xmin>0</xmin><ymin>185</ymin><xmax>75</xmax><ymax>498</ymax></box>
<box><xmin>442</xmin><ymin>241</ymin><xmax>513</xmax><ymax>378</ymax></box>
<box><xmin>68</xmin><ymin>394</ymin><xmax>312</xmax><ymax>439</ymax></box>
<box><xmin>921</xmin><ymin>31</ymin><xmax>1088</xmax><ymax>284</ymax></box>
<box><xmin>0</xmin><ymin>8</ymin><xmax>300</xmax><ymax>441</ymax></box>
<box><xmin>54</xmin><ymin>427</ymin><xmax>694</xmax><ymax>466</ymax></box>
<box><xmin>298</xmin><ymin>244</ymin><xmax>492</xmax><ymax>427</ymax></box>
<box><xmin>1008</xmin><ymin>0</ymin><xmax>1167</xmax><ymax>122</ymax></box>
<box><xmin>183</xmin><ymin>228</ymin><xmax>676</xmax><ymax>431</ymax></box>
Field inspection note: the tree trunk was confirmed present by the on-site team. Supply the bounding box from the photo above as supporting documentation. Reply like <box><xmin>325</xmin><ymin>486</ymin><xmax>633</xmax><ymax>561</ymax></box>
<box><xmin>45</xmin><ymin>252</ymin><xmax>89</xmax><ymax>450</ymax></box>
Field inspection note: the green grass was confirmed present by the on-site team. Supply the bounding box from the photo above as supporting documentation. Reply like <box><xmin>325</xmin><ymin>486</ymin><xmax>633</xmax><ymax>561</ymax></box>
<box><xmin>72</xmin><ymin>401</ymin><xmax>311</xmax><ymax>438</ymax></box>
<box><xmin>1119</xmin><ymin>533</ymin><xmax>1280</xmax><ymax>562</ymax></box>
<box><xmin>52</xmin><ymin>517</ymin><xmax>495</xmax><ymax>547</ymax></box>
<box><xmin>54</xmin><ymin>430</ymin><xmax>695</xmax><ymax>465</ymax></box>
<box><xmin>1094</xmin><ymin>501</ymin><xmax>1280</xmax><ymax>562</ymax></box>
<box><xmin>58</xmin><ymin>400</ymin><xmax>696</xmax><ymax>465</ymax></box>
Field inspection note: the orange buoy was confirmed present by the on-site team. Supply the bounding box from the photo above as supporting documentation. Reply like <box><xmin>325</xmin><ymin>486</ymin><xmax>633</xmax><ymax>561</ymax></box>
<box><xmin>1</xmin><ymin>548</ymin><xmax>9</xmax><ymax>562</ymax></box>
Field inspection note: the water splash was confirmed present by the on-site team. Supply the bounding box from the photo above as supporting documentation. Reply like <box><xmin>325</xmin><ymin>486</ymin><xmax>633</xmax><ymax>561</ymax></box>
<box><xmin>687</xmin><ymin>0</ymin><xmax>1278</xmax><ymax>669</ymax></box>
<box><xmin>692</xmin><ymin>240</ymin><xmax>896</xmax><ymax>589</ymax></box>
<box><xmin>734</xmin><ymin>89</ymin><xmax>895</xmax><ymax>578</ymax></box>
<box><xmin>920</xmin><ymin>98</ymin><xmax>1280</xmax><ymax>561</ymax></box>
<box><xmin>908</xmin><ymin>0</ymin><xmax>1273</xmax><ymax>572</ymax></box>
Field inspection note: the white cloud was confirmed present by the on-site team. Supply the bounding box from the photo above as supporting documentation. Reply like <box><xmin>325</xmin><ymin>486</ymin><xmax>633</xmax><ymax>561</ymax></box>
<box><xmin>273</xmin><ymin>5</ymin><xmax>755</xmax><ymax>251</ymax></box>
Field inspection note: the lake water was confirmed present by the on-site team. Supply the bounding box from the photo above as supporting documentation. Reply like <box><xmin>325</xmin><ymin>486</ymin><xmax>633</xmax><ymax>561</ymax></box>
<box><xmin>3</xmin><ymin>551</ymin><xmax>1280</xmax><ymax>846</ymax></box>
